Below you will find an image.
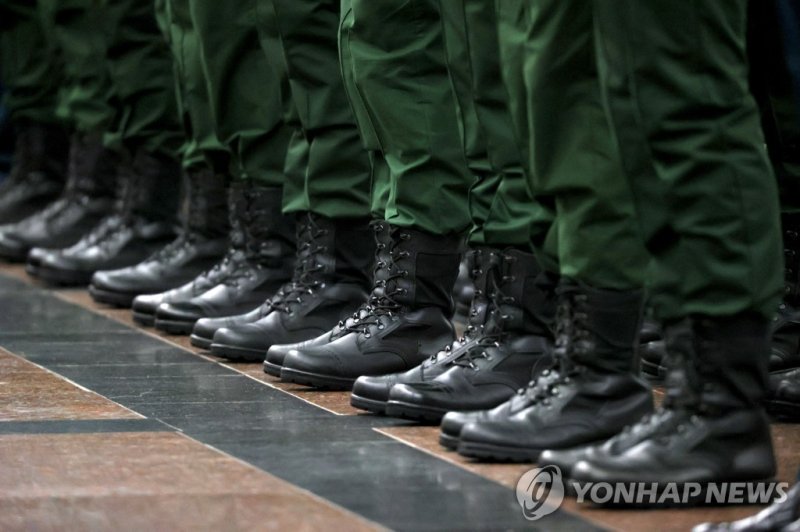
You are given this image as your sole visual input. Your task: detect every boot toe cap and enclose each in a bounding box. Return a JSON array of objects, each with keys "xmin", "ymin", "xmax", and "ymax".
[
  {"xmin": 156, "ymin": 302, "xmax": 205, "ymax": 323},
  {"xmin": 352, "ymin": 375, "xmax": 398, "ymax": 403},
  {"xmin": 282, "ymin": 347, "xmax": 348, "ymax": 377},
  {"xmin": 0, "ymin": 231, "xmax": 28, "ymax": 261},
  {"xmin": 212, "ymin": 325, "xmax": 264, "ymax": 351}
]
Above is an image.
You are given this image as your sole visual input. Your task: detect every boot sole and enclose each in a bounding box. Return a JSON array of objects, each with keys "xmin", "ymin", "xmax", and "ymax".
[
  {"xmin": 154, "ymin": 318, "xmax": 196, "ymax": 335},
  {"xmin": 766, "ymin": 399, "xmax": 800, "ymax": 421},
  {"xmin": 189, "ymin": 334, "xmax": 213, "ymax": 350},
  {"xmin": 263, "ymin": 360, "xmax": 283, "ymax": 377},
  {"xmin": 457, "ymin": 440, "xmax": 542, "ymax": 462},
  {"xmin": 132, "ymin": 311, "xmax": 155, "ymax": 327},
  {"xmin": 88, "ymin": 285, "xmax": 136, "ymax": 308},
  {"xmin": 210, "ymin": 342, "xmax": 266, "ymax": 362},
  {"xmin": 280, "ymin": 367, "xmax": 355, "ymax": 390},
  {"xmin": 35, "ymin": 265, "xmax": 93, "ymax": 286},
  {"xmin": 439, "ymin": 431, "xmax": 459, "ymax": 451},
  {"xmin": 350, "ymin": 394, "xmax": 387, "ymax": 414},
  {"xmin": 385, "ymin": 400, "xmax": 447, "ymax": 424}
]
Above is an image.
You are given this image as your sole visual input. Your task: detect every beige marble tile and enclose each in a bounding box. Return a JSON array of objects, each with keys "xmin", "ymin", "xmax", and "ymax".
[
  {"xmin": 0, "ymin": 348, "xmax": 138, "ymax": 421},
  {"xmin": 0, "ymin": 432, "xmax": 379, "ymax": 532}
]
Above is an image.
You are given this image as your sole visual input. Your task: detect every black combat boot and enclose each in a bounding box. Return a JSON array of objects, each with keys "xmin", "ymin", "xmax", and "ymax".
[
  {"xmin": 350, "ymin": 247, "xmax": 498, "ymax": 414},
  {"xmin": 570, "ymin": 314, "xmax": 776, "ymax": 498},
  {"xmin": 279, "ymin": 225, "xmax": 462, "ymax": 390},
  {"xmin": 0, "ymin": 120, "xmax": 68, "ymax": 225},
  {"xmin": 455, "ymin": 280, "xmax": 653, "ymax": 462},
  {"xmin": 767, "ymin": 214, "xmax": 800, "ymax": 419},
  {"xmin": 260, "ymin": 221, "xmax": 391, "ymax": 373},
  {"xmin": 88, "ymin": 168, "xmax": 229, "ymax": 307},
  {"xmin": 34, "ymin": 149, "xmax": 181, "ymax": 285},
  {"xmin": 383, "ymin": 250, "xmax": 555, "ymax": 423},
  {"xmin": 208, "ymin": 213, "xmax": 373, "ymax": 361},
  {"xmin": 642, "ymin": 214, "xmax": 800, "ymax": 416},
  {"xmin": 131, "ymin": 184, "xmax": 246, "ymax": 327},
  {"xmin": 0, "ymin": 132, "xmax": 117, "ymax": 262},
  {"xmin": 154, "ymin": 182, "xmax": 294, "ymax": 334}
]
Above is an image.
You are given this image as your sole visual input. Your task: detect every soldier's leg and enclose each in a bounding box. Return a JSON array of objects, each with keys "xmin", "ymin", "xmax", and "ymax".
[
  {"xmin": 154, "ymin": 0, "xmax": 296, "ymax": 335},
  {"xmin": 375, "ymin": 0, "xmax": 557, "ymax": 422},
  {"xmin": 568, "ymin": 0, "xmax": 781, "ymax": 488},
  {"xmin": 748, "ymin": 0, "xmax": 800, "ymax": 418},
  {"xmin": 456, "ymin": 0, "xmax": 653, "ymax": 462},
  {"xmin": 36, "ymin": 0, "xmax": 183, "ymax": 286},
  {"xmin": 0, "ymin": 0, "xmax": 119, "ymax": 264},
  {"xmin": 0, "ymin": 0, "xmax": 68, "ymax": 224},
  {"xmin": 90, "ymin": 0, "xmax": 231, "ymax": 308},
  {"xmin": 205, "ymin": 0, "xmax": 375, "ymax": 362},
  {"xmin": 279, "ymin": 0, "xmax": 468, "ymax": 390}
]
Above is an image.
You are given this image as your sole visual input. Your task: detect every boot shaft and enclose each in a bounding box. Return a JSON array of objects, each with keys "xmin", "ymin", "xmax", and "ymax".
[
  {"xmin": 115, "ymin": 149, "xmax": 182, "ymax": 224},
  {"xmin": 782, "ymin": 213, "xmax": 800, "ymax": 305},
  {"xmin": 183, "ymin": 168, "xmax": 229, "ymax": 239},
  {"xmin": 555, "ymin": 280, "xmax": 645, "ymax": 374},
  {"xmin": 663, "ymin": 313, "xmax": 770, "ymax": 413},
  {"xmin": 8, "ymin": 120, "xmax": 69, "ymax": 184},
  {"xmin": 294, "ymin": 213, "xmax": 374, "ymax": 286},
  {"xmin": 239, "ymin": 183, "xmax": 295, "ymax": 264},
  {"xmin": 65, "ymin": 132, "xmax": 118, "ymax": 198},
  {"xmin": 486, "ymin": 248, "xmax": 557, "ymax": 337},
  {"xmin": 371, "ymin": 225, "xmax": 463, "ymax": 313}
]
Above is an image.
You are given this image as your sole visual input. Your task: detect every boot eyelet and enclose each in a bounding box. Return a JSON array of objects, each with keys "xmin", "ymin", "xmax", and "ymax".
[
  {"xmin": 378, "ymin": 324, "xmax": 385, "ymax": 330},
  {"xmin": 364, "ymin": 332, "xmax": 372, "ymax": 338}
]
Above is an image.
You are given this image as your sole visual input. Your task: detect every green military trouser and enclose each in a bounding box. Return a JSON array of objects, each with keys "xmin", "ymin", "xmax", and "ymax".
[
  {"xmin": 100, "ymin": 0, "xmax": 182, "ymax": 158},
  {"xmin": 0, "ymin": 0, "xmax": 63, "ymax": 125},
  {"xmin": 157, "ymin": 0, "xmax": 228, "ymax": 172},
  {"xmin": 264, "ymin": 0, "xmax": 372, "ymax": 218},
  {"xmin": 439, "ymin": 0, "xmax": 549, "ymax": 253},
  {"xmin": 339, "ymin": 0, "xmax": 472, "ymax": 235},
  {"xmin": 593, "ymin": 0, "xmax": 783, "ymax": 320},
  {"xmin": 38, "ymin": 0, "xmax": 115, "ymax": 135},
  {"xmin": 189, "ymin": 0, "xmax": 291, "ymax": 184},
  {"xmin": 496, "ymin": 0, "xmax": 649, "ymax": 290}
]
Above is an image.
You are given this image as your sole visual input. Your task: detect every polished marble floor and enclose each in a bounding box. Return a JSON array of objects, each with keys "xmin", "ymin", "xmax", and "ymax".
[{"xmin": 1, "ymin": 264, "xmax": 798, "ymax": 531}]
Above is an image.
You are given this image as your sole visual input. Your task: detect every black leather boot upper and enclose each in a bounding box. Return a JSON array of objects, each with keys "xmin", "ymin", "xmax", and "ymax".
[
  {"xmin": 89, "ymin": 168, "xmax": 229, "ymax": 306},
  {"xmin": 154, "ymin": 182, "xmax": 294, "ymax": 333},
  {"xmin": 384, "ymin": 249, "xmax": 555, "ymax": 422},
  {"xmin": 0, "ymin": 132, "xmax": 117, "ymax": 262},
  {"xmin": 767, "ymin": 215, "xmax": 800, "ymax": 418},
  {"xmin": 571, "ymin": 314, "xmax": 776, "ymax": 487},
  {"xmin": 209, "ymin": 213, "xmax": 374, "ymax": 361},
  {"xmin": 34, "ymin": 149, "xmax": 181, "ymax": 285},
  {"xmin": 350, "ymin": 247, "xmax": 500, "ymax": 413},
  {"xmin": 131, "ymin": 184, "xmax": 247, "ymax": 326},
  {"xmin": 455, "ymin": 280, "xmax": 653, "ymax": 462},
  {"xmin": 262, "ymin": 222, "xmax": 393, "ymax": 375},
  {"xmin": 279, "ymin": 224, "xmax": 462, "ymax": 389},
  {"xmin": 0, "ymin": 120, "xmax": 68, "ymax": 224}
]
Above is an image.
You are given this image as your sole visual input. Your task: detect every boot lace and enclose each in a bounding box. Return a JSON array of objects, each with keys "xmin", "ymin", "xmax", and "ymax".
[
  {"xmin": 344, "ymin": 225, "xmax": 411, "ymax": 338},
  {"xmin": 268, "ymin": 214, "xmax": 329, "ymax": 315},
  {"xmin": 452, "ymin": 256, "xmax": 516, "ymax": 370},
  {"xmin": 511, "ymin": 289, "xmax": 588, "ymax": 408}
]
